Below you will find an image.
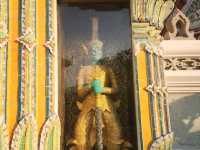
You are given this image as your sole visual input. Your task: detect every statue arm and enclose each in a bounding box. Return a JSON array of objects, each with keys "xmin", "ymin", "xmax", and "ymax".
[
  {"xmin": 77, "ymin": 68, "xmax": 91, "ymax": 97},
  {"xmin": 102, "ymin": 68, "xmax": 118, "ymax": 95}
]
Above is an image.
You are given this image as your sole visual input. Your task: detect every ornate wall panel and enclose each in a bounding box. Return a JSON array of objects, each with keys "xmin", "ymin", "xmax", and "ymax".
[
  {"xmin": 0, "ymin": 0, "xmax": 9, "ymax": 149},
  {"xmin": 130, "ymin": 0, "xmax": 175, "ymax": 149},
  {"xmin": 162, "ymin": 40, "xmax": 200, "ymax": 149},
  {"xmin": 45, "ymin": 0, "xmax": 57, "ymax": 116},
  {"xmin": 39, "ymin": 0, "xmax": 61, "ymax": 149},
  {"xmin": 11, "ymin": 114, "xmax": 38, "ymax": 150},
  {"xmin": 0, "ymin": 123, "xmax": 9, "ymax": 150},
  {"xmin": 11, "ymin": 0, "xmax": 38, "ymax": 149},
  {"xmin": 7, "ymin": 0, "xmax": 20, "ymax": 137},
  {"xmin": 164, "ymin": 57, "xmax": 200, "ymax": 71},
  {"xmin": 39, "ymin": 114, "xmax": 61, "ymax": 150},
  {"xmin": 162, "ymin": 40, "xmax": 200, "ymax": 93},
  {"xmin": 36, "ymin": 0, "xmax": 47, "ymax": 130},
  {"xmin": 0, "ymin": 0, "xmax": 8, "ymax": 123},
  {"xmin": 131, "ymin": 0, "xmax": 174, "ymax": 29},
  {"xmin": 0, "ymin": 0, "xmax": 61, "ymax": 149},
  {"xmin": 17, "ymin": 0, "xmax": 37, "ymax": 118},
  {"xmin": 132, "ymin": 32, "xmax": 173, "ymax": 150}
]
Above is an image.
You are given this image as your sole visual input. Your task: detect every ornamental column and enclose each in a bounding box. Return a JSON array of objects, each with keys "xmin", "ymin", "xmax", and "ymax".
[{"xmin": 130, "ymin": 0, "xmax": 175, "ymax": 149}]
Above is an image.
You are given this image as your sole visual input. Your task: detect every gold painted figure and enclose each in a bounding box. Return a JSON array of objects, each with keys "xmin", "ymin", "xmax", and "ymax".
[{"xmin": 67, "ymin": 17, "xmax": 126, "ymax": 150}]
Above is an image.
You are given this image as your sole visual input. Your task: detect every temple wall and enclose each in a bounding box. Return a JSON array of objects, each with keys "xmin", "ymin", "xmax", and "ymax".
[
  {"xmin": 0, "ymin": 0, "xmax": 60, "ymax": 149},
  {"xmin": 162, "ymin": 40, "xmax": 200, "ymax": 150}
]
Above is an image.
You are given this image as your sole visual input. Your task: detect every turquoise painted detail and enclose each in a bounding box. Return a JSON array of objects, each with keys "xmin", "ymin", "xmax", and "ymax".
[{"xmin": 91, "ymin": 80, "xmax": 103, "ymax": 94}]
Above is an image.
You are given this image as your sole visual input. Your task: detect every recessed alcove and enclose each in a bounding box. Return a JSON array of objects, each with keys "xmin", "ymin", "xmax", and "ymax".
[{"xmin": 57, "ymin": 0, "xmax": 137, "ymax": 149}]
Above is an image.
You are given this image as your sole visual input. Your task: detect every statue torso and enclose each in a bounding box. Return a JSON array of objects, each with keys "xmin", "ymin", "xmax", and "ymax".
[{"xmin": 78, "ymin": 65, "xmax": 112, "ymax": 112}]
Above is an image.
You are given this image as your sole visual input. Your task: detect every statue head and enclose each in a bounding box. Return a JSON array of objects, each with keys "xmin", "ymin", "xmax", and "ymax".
[{"xmin": 89, "ymin": 39, "xmax": 103, "ymax": 64}]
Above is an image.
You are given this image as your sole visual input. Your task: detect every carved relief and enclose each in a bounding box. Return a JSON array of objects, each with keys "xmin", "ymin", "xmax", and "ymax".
[
  {"xmin": 164, "ymin": 57, "xmax": 200, "ymax": 70},
  {"xmin": 11, "ymin": 114, "xmax": 38, "ymax": 150},
  {"xmin": 17, "ymin": 0, "xmax": 37, "ymax": 118},
  {"xmin": 163, "ymin": 8, "xmax": 195, "ymax": 40},
  {"xmin": 39, "ymin": 114, "xmax": 61, "ymax": 150},
  {"xmin": 0, "ymin": 123, "xmax": 9, "ymax": 150},
  {"xmin": 130, "ymin": 0, "xmax": 175, "ymax": 29},
  {"xmin": 130, "ymin": 0, "xmax": 175, "ymax": 148}
]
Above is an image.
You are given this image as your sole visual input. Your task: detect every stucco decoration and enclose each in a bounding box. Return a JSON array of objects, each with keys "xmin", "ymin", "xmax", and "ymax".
[
  {"xmin": 17, "ymin": 0, "xmax": 37, "ymax": 118},
  {"xmin": 164, "ymin": 57, "xmax": 200, "ymax": 71},
  {"xmin": 162, "ymin": 40, "xmax": 200, "ymax": 93},
  {"xmin": 163, "ymin": 8, "xmax": 195, "ymax": 40},
  {"xmin": 44, "ymin": 35, "xmax": 56, "ymax": 56},
  {"xmin": 0, "ymin": 0, "xmax": 8, "ymax": 124},
  {"xmin": 11, "ymin": 114, "xmax": 38, "ymax": 150},
  {"xmin": 131, "ymin": 25, "xmax": 173, "ymax": 149},
  {"xmin": 17, "ymin": 28, "xmax": 36, "ymax": 52},
  {"xmin": 45, "ymin": 0, "xmax": 58, "ymax": 116},
  {"xmin": 39, "ymin": 114, "xmax": 61, "ymax": 150},
  {"xmin": 131, "ymin": 0, "xmax": 175, "ymax": 30},
  {"xmin": 149, "ymin": 133, "xmax": 174, "ymax": 150},
  {"xmin": 0, "ymin": 122, "xmax": 9, "ymax": 150},
  {"xmin": 42, "ymin": 0, "xmax": 60, "ymax": 147},
  {"xmin": 130, "ymin": 0, "xmax": 175, "ymax": 149},
  {"xmin": 0, "ymin": 23, "xmax": 8, "ymax": 48}
]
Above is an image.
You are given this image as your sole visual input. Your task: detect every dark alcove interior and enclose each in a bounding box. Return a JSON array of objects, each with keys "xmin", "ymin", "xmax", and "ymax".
[{"xmin": 57, "ymin": 2, "xmax": 137, "ymax": 149}]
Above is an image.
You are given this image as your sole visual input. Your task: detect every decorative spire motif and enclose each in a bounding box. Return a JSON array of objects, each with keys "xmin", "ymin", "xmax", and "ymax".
[
  {"xmin": 83, "ymin": 16, "xmax": 103, "ymax": 64},
  {"xmin": 163, "ymin": 8, "xmax": 195, "ymax": 40},
  {"xmin": 92, "ymin": 16, "xmax": 99, "ymax": 41}
]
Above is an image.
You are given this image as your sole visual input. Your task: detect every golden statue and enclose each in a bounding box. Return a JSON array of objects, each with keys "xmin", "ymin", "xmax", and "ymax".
[{"xmin": 67, "ymin": 17, "xmax": 130, "ymax": 150}]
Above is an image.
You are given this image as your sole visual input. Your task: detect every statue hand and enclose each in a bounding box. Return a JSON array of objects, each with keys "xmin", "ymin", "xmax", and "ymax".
[{"xmin": 91, "ymin": 80, "xmax": 103, "ymax": 94}]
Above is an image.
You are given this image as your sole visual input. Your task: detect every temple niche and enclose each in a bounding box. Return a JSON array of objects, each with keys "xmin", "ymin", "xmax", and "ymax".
[
  {"xmin": 1, "ymin": 0, "xmax": 200, "ymax": 149},
  {"xmin": 57, "ymin": 0, "xmax": 175, "ymax": 149},
  {"xmin": 58, "ymin": 3, "xmax": 136, "ymax": 149}
]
